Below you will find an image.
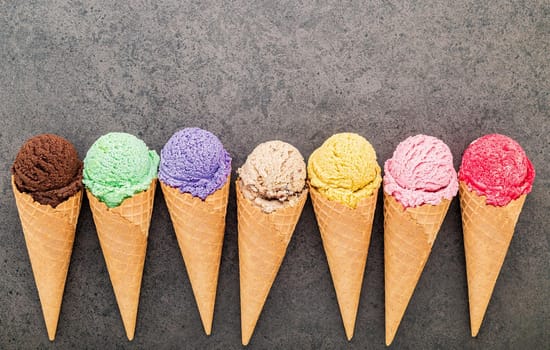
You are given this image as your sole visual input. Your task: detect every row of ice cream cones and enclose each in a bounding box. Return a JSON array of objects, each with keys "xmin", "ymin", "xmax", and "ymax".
[
  {"xmin": 12, "ymin": 131, "xmax": 534, "ymax": 346},
  {"xmin": 12, "ymin": 171, "xmax": 530, "ymax": 345}
]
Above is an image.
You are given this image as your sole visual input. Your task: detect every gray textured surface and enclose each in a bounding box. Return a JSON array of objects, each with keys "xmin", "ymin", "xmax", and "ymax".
[{"xmin": 1, "ymin": 0, "xmax": 549, "ymax": 348}]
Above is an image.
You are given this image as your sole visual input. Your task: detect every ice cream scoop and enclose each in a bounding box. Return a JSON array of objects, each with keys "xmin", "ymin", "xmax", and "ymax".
[
  {"xmin": 159, "ymin": 127, "xmax": 231, "ymax": 200},
  {"xmin": 459, "ymin": 134, "xmax": 535, "ymax": 206},
  {"xmin": 12, "ymin": 134, "xmax": 83, "ymax": 208},
  {"xmin": 308, "ymin": 133, "xmax": 381, "ymax": 208},
  {"xmin": 237, "ymin": 140, "xmax": 306, "ymax": 213},
  {"xmin": 384, "ymin": 134, "xmax": 458, "ymax": 208},
  {"xmin": 83, "ymin": 132, "xmax": 159, "ymax": 208}
]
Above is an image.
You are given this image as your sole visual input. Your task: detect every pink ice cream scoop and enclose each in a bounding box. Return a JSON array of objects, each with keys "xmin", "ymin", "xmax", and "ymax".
[
  {"xmin": 458, "ymin": 134, "xmax": 535, "ymax": 206},
  {"xmin": 384, "ymin": 134, "xmax": 458, "ymax": 208}
]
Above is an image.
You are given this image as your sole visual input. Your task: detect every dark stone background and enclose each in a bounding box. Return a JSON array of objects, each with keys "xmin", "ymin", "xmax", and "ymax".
[{"xmin": 0, "ymin": 1, "xmax": 548, "ymax": 348}]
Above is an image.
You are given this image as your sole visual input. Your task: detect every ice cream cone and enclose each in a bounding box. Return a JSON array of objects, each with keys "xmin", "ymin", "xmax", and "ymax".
[
  {"xmin": 160, "ymin": 177, "xmax": 230, "ymax": 335},
  {"xmin": 12, "ymin": 176, "xmax": 82, "ymax": 341},
  {"xmin": 459, "ymin": 181, "xmax": 526, "ymax": 337},
  {"xmin": 383, "ymin": 192, "xmax": 451, "ymax": 346},
  {"xmin": 86, "ymin": 180, "xmax": 157, "ymax": 341},
  {"xmin": 309, "ymin": 185, "xmax": 378, "ymax": 341},
  {"xmin": 236, "ymin": 180, "xmax": 307, "ymax": 346}
]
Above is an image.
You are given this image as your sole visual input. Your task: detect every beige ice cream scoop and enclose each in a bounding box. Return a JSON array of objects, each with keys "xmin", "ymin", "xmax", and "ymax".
[{"xmin": 237, "ymin": 140, "xmax": 306, "ymax": 213}]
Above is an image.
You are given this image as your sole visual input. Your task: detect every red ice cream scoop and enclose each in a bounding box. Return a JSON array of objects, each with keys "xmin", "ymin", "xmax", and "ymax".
[{"xmin": 458, "ymin": 134, "xmax": 535, "ymax": 206}]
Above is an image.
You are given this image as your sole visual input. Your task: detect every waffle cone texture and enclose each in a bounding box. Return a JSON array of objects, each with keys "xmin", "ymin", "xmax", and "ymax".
[
  {"xmin": 12, "ymin": 176, "xmax": 83, "ymax": 341},
  {"xmin": 86, "ymin": 180, "xmax": 157, "ymax": 341},
  {"xmin": 236, "ymin": 180, "xmax": 307, "ymax": 345},
  {"xmin": 383, "ymin": 192, "xmax": 451, "ymax": 346},
  {"xmin": 160, "ymin": 177, "xmax": 230, "ymax": 335},
  {"xmin": 459, "ymin": 181, "xmax": 526, "ymax": 337},
  {"xmin": 309, "ymin": 186, "xmax": 378, "ymax": 341}
]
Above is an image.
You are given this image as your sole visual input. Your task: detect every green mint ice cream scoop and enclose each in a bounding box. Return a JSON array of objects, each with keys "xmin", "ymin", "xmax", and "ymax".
[{"xmin": 83, "ymin": 132, "xmax": 159, "ymax": 208}]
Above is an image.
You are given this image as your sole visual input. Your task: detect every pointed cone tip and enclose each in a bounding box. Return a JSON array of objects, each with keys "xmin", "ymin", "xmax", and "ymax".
[
  {"xmin": 470, "ymin": 313, "xmax": 482, "ymax": 337},
  {"xmin": 386, "ymin": 330, "xmax": 395, "ymax": 346},
  {"xmin": 200, "ymin": 312, "xmax": 213, "ymax": 336},
  {"xmin": 44, "ymin": 308, "xmax": 59, "ymax": 341},
  {"xmin": 344, "ymin": 325, "xmax": 354, "ymax": 341},
  {"xmin": 241, "ymin": 324, "xmax": 253, "ymax": 346},
  {"xmin": 46, "ymin": 323, "xmax": 56, "ymax": 341},
  {"xmin": 124, "ymin": 324, "xmax": 135, "ymax": 341}
]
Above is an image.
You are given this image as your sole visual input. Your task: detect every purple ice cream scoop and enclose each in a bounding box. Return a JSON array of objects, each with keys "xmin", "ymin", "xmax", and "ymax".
[{"xmin": 159, "ymin": 127, "xmax": 231, "ymax": 199}]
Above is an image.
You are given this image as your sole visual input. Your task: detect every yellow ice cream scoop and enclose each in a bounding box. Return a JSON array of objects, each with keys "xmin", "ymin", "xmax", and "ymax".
[{"xmin": 308, "ymin": 133, "xmax": 381, "ymax": 208}]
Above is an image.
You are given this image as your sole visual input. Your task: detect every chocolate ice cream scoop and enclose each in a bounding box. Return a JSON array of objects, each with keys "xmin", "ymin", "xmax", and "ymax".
[{"xmin": 12, "ymin": 134, "xmax": 83, "ymax": 207}]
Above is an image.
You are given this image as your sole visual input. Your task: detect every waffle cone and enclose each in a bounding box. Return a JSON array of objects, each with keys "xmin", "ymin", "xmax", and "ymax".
[
  {"xmin": 383, "ymin": 192, "xmax": 451, "ymax": 346},
  {"xmin": 160, "ymin": 177, "xmax": 230, "ymax": 335},
  {"xmin": 459, "ymin": 181, "xmax": 526, "ymax": 337},
  {"xmin": 236, "ymin": 181, "xmax": 307, "ymax": 345},
  {"xmin": 309, "ymin": 186, "xmax": 378, "ymax": 341},
  {"xmin": 86, "ymin": 180, "xmax": 157, "ymax": 341},
  {"xmin": 11, "ymin": 177, "xmax": 82, "ymax": 341}
]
